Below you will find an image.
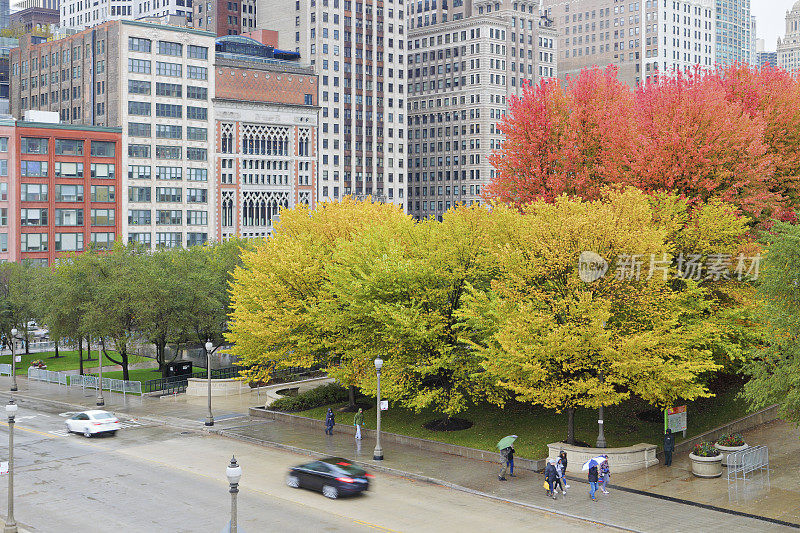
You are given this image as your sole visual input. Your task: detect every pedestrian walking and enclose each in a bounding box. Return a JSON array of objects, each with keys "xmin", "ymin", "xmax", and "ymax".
[
  {"xmin": 498, "ymin": 445, "xmax": 514, "ymax": 481},
  {"xmin": 324, "ymin": 408, "xmax": 335, "ymax": 435},
  {"xmin": 354, "ymin": 408, "xmax": 364, "ymax": 440},
  {"xmin": 664, "ymin": 428, "xmax": 675, "ymax": 466},
  {"xmin": 544, "ymin": 458, "xmax": 559, "ymax": 499},
  {"xmin": 588, "ymin": 464, "xmax": 599, "ymax": 501},
  {"xmin": 557, "ymin": 450, "xmax": 570, "ymax": 490},
  {"xmin": 600, "ymin": 455, "xmax": 611, "ymax": 494}
]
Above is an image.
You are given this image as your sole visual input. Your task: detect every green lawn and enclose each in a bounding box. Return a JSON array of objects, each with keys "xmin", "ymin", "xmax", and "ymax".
[
  {"xmin": 295, "ymin": 377, "xmax": 750, "ymax": 458},
  {"xmin": 3, "ymin": 349, "xmax": 151, "ymax": 375},
  {"xmin": 88, "ymin": 368, "xmax": 162, "ymax": 382}
]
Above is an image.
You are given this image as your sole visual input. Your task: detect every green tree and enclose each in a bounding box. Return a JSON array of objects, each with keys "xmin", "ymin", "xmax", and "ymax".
[{"xmin": 743, "ymin": 216, "xmax": 800, "ymax": 423}]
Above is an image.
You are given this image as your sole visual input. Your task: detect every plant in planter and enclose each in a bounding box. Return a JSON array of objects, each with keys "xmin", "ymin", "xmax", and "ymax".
[
  {"xmin": 714, "ymin": 433, "xmax": 748, "ymax": 467},
  {"xmin": 689, "ymin": 441, "xmax": 722, "ymax": 478}
]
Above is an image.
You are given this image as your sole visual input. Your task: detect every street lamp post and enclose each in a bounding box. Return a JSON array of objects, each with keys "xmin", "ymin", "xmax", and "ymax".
[
  {"xmin": 373, "ymin": 358, "xmax": 383, "ymax": 461},
  {"xmin": 5, "ymin": 399, "xmax": 18, "ymax": 533},
  {"xmin": 9, "ymin": 329, "xmax": 17, "ymax": 392},
  {"xmin": 96, "ymin": 345, "xmax": 104, "ymax": 407},
  {"xmin": 226, "ymin": 455, "xmax": 241, "ymax": 533},
  {"xmin": 596, "ymin": 321, "xmax": 607, "ymax": 449},
  {"xmin": 205, "ymin": 340, "xmax": 214, "ymax": 427}
]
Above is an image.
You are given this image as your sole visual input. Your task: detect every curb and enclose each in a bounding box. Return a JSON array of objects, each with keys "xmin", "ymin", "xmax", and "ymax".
[{"xmin": 213, "ymin": 427, "xmax": 643, "ymax": 533}]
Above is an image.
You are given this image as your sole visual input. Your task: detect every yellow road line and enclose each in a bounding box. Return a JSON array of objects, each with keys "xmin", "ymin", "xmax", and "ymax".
[{"xmin": 0, "ymin": 421, "xmax": 56, "ymax": 439}]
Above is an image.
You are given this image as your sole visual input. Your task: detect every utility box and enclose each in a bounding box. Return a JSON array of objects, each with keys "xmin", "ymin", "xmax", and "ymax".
[{"xmin": 163, "ymin": 361, "xmax": 193, "ymax": 378}]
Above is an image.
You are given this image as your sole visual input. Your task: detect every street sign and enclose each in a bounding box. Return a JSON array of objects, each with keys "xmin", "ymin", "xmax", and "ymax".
[
  {"xmin": 666, "ymin": 405, "xmax": 687, "ymax": 436},
  {"xmin": 14, "ymin": 356, "xmax": 20, "ymax": 363},
  {"xmin": 380, "ymin": 400, "xmax": 388, "ymax": 411}
]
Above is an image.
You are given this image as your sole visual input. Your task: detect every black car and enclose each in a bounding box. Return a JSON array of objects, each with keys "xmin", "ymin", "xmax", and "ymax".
[{"xmin": 286, "ymin": 457, "xmax": 371, "ymax": 499}]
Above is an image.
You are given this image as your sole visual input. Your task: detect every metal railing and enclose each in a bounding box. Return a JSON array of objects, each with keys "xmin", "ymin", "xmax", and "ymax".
[
  {"xmin": 0, "ymin": 364, "xmax": 10, "ymax": 376},
  {"xmin": 727, "ymin": 445, "xmax": 769, "ymax": 483},
  {"xmin": 27, "ymin": 367, "xmax": 69, "ymax": 385},
  {"xmin": 68, "ymin": 375, "xmax": 142, "ymax": 397},
  {"xmin": 140, "ymin": 363, "xmax": 321, "ymax": 394}
]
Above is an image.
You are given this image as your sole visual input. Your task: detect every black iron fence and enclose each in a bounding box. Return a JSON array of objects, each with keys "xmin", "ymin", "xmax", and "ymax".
[{"xmin": 141, "ymin": 364, "xmax": 322, "ymax": 394}]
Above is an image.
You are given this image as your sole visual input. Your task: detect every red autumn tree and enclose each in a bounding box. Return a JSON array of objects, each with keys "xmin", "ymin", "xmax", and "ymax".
[
  {"xmin": 488, "ymin": 65, "xmax": 789, "ymax": 224},
  {"xmin": 486, "ymin": 65, "xmax": 633, "ymax": 205}
]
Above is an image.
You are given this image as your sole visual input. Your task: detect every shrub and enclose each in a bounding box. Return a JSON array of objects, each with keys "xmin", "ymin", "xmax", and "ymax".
[
  {"xmin": 716, "ymin": 433, "xmax": 745, "ymax": 447},
  {"xmin": 269, "ymin": 382, "xmax": 349, "ymax": 412},
  {"xmin": 692, "ymin": 441, "xmax": 720, "ymax": 457}
]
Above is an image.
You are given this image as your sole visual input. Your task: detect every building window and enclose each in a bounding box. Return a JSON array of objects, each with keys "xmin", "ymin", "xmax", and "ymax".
[
  {"xmin": 21, "ymin": 161, "xmax": 48, "ymax": 177},
  {"xmin": 158, "ymin": 41, "xmax": 183, "ymax": 56},
  {"xmin": 55, "ymin": 139, "xmax": 83, "ymax": 156},
  {"xmin": 54, "ymin": 208, "xmax": 83, "ymax": 226},
  {"xmin": 187, "ymin": 45, "xmax": 208, "ymax": 59},
  {"xmin": 128, "ymin": 232, "xmax": 151, "ymax": 245},
  {"xmin": 186, "ymin": 148, "xmax": 207, "ymax": 161},
  {"xmin": 128, "ymin": 144, "xmax": 151, "ymax": 158},
  {"xmin": 156, "ymin": 232, "xmax": 182, "ymax": 248},
  {"xmin": 304, "ymin": 93, "xmax": 313, "ymax": 105},
  {"xmin": 54, "ymin": 232, "xmax": 83, "ymax": 251},
  {"xmin": 128, "ymin": 123, "xmax": 152, "ymax": 137},
  {"xmin": 186, "ymin": 127, "xmax": 207, "ymax": 141},
  {"xmin": 91, "ymin": 141, "xmax": 116, "ymax": 157},
  {"xmin": 186, "ymin": 106, "xmax": 207, "ymax": 121},
  {"xmin": 187, "ymin": 65, "xmax": 208, "ymax": 80},
  {"xmin": 21, "ymin": 183, "xmax": 48, "ymax": 202},
  {"xmin": 54, "ymin": 162, "xmax": 84, "ymax": 178},
  {"xmin": 0, "ymin": 138, "xmax": 8, "ymax": 152},
  {"xmin": 156, "ymin": 103, "xmax": 182, "ymax": 118},
  {"xmin": 156, "ymin": 187, "xmax": 182, "ymax": 202},
  {"xmin": 128, "ymin": 209, "xmax": 151, "ymax": 225},
  {"xmin": 156, "ymin": 62, "xmax": 182, "ymax": 77},
  {"xmin": 91, "ymin": 232, "xmax": 114, "ymax": 250},
  {"xmin": 128, "ymin": 58, "xmax": 152, "ymax": 74},
  {"xmin": 129, "ymin": 37, "xmax": 152, "ymax": 52},
  {"xmin": 128, "ymin": 187, "xmax": 152, "ymax": 203},
  {"xmin": 20, "ymin": 137, "xmax": 48, "ymax": 154},
  {"xmin": 91, "ymin": 163, "xmax": 115, "ymax": 179},
  {"xmin": 128, "ymin": 166, "xmax": 151, "ymax": 180},
  {"xmin": 155, "ymin": 82, "xmax": 182, "ymax": 97},
  {"xmin": 90, "ymin": 185, "xmax": 115, "ymax": 202},
  {"xmin": 156, "ymin": 125, "xmax": 182, "ymax": 139},
  {"xmin": 20, "ymin": 233, "xmax": 47, "ymax": 252},
  {"xmin": 187, "ymin": 168, "xmax": 208, "ymax": 181},
  {"xmin": 156, "ymin": 146, "xmax": 182, "ymax": 160},
  {"xmin": 156, "ymin": 209, "xmax": 182, "ymax": 225},
  {"xmin": 187, "ymin": 210, "xmax": 208, "ymax": 225},
  {"xmin": 90, "ymin": 209, "xmax": 115, "ymax": 226},
  {"xmin": 187, "ymin": 188, "xmax": 207, "ymax": 203},
  {"xmin": 186, "ymin": 85, "xmax": 208, "ymax": 99},
  {"xmin": 128, "ymin": 80, "xmax": 152, "ymax": 95},
  {"xmin": 186, "ymin": 232, "xmax": 207, "ymax": 247},
  {"xmin": 156, "ymin": 167, "xmax": 182, "ymax": 180}
]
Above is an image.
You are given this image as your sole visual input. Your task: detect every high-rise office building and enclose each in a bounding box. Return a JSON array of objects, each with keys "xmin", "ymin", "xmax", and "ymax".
[
  {"xmin": 778, "ymin": 1, "xmax": 800, "ymax": 72},
  {"xmin": 543, "ymin": 0, "xmax": 715, "ymax": 87},
  {"xmin": 262, "ymin": 0, "xmax": 407, "ymax": 209},
  {"xmin": 406, "ymin": 0, "xmax": 557, "ymax": 220},
  {"xmin": 714, "ymin": 0, "xmax": 753, "ymax": 67},
  {"xmin": 13, "ymin": 0, "xmax": 59, "ymax": 10},
  {"xmin": 756, "ymin": 38, "xmax": 776, "ymax": 69},
  {"xmin": 10, "ymin": 20, "xmax": 217, "ymax": 248}
]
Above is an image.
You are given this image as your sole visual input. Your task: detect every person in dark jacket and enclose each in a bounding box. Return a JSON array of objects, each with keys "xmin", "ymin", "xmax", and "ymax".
[
  {"xmin": 588, "ymin": 464, "xmax": 599, "ymax": 501},
  {"xmin": 558, "ymin": 450, "xmax": 570, "ymax": 489},
  {"xmin": 544, "ymin": 459, "xmax": 559, "ymax": 499},
  {"xmin": 499, "ymin": 446, "xmax": 514, "ymax": 481},
  {"xmin": 324, "ymin": 408, "xmax": 335, "ymax": 435},
  {"xmin": 664, "ymin": 428, "xmax": 675, "ymax": 466}
]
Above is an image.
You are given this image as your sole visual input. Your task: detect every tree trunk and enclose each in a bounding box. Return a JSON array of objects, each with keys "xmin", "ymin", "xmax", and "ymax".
[
  {"xmin": 24, "ymin": 336, "xmax": 29, "ymax": 355},
  {"xmin": 84, "ymin": 336, "xmax": 94, "ymax": 361},
  {"xmin": 567, "ymin": 407, "xmax": 576, "ymax": 445},
  {"xmin": 348, "ymin": 386, "xmax": 356, "ymax": 409},
  {"xmin": 53, "ymin": 343, "xmax": 60, "ymax": 358},
  {"xmin": 78, "ymin": 337, "xmax": 84, "ymax": 376},
  {"xmin": 121, "ymin": 348, "xmax": 129, "ymax": 381}
]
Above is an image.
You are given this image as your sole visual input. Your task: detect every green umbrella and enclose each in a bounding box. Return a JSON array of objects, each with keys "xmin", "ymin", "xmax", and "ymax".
[{"xmin": 497, "ymin": 435, "xmax": 518, "ymax": 450}]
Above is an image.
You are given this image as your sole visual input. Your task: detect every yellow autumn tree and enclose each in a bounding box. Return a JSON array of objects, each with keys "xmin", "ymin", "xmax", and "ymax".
[{"xmin": 460, "ymin": 189, "xmax": 723, "ymax": 443}]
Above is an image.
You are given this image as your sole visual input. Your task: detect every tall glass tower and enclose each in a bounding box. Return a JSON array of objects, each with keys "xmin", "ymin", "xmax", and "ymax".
[{"xmin": 715, "ymin": 0, "xmax": 754, "ymax": 66}]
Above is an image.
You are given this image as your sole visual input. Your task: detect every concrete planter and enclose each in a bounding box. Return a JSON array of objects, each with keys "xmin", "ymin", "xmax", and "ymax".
[
  {"xmin": 689, "ymin": 452, "xmax": 723, "ymax": 478},
  {"xmin": 714, "ymin": 443, "xmax": 748, "ymax": 467},
  {"xmin": 547, "ymin": 442, "xmax": 658, "ymax": 474}
]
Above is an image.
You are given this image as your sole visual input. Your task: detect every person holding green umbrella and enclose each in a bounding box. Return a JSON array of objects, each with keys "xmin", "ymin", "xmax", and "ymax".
[{"xmin": 497, "ymin": 435, "xmax": 518, "ymax": 481}]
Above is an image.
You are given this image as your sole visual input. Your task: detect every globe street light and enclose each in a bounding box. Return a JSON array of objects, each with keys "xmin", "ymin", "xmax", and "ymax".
[
  {"xmin": 373, "ymin": 358, "xmax": 383, "ymax": 461},
  {"xmin": 9, "ymin": 329, "xmax": 17, "ymax": 392},
  {"xmin": 205, "ymin": 340, "xmax": 214, "ymax": 427},
  {"xmin": 226, "ymin": 455, "xmax": 242, "ymax": 533},
  {"xmin": 5, "ymin": 399, "xmax": 18, "ymax": 533}
]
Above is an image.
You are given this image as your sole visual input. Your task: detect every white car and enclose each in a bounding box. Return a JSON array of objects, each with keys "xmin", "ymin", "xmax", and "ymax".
[{"xmin": 65, "ymin": 410, "xmax": 122, "ymax": 438}]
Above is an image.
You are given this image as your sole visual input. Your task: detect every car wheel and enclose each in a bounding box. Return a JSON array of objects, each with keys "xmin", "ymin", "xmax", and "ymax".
[
  {"xmin": 286, "ymin": 475, "xmax": 300, "ymax": 488},
  {"xmin": 65, "ymin": 423, "xmax": 71, "ymax": 434},
  {"xmin": 83, "ymin": 428, "xmax": 92, "ymax": 438},
  {"xmin": 109, "ymin": 431, "xmax": 117, "ymax": 436},
  {"xmin": 322, "ymin": 485, "xmax": 338, "ymax": 499}
]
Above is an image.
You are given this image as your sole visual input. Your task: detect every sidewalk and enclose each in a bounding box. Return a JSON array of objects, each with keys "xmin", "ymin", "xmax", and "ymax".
[{"xmin": 1, "ymin": 376, "xmax": 797, "ymax": 533}]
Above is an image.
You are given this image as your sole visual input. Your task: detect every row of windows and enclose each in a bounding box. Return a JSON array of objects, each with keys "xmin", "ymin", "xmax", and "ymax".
[
  {"xmin": 21, "ymin": 232, "xmax": 116, "ymax": 252},
  {"xmin": 128, "ymin": 59, "xmax": 208, "ymax": 80},
  {"xmin": 20, "ymin": 208, "xmax": 115, "ymax": 226},
  {"xmin": 128, "ymin": 80, "xmax": 209, "ymax": 100},
  {"xmin": 20, "ymin": 184, "xmax": 114, "ymax": 202},
  {"xmin": 128, "ymin": 232, "xmax": 208, "ymax": 248},
  {"xmin": 127, "ymin": 166, "xmax": 207, "ymax": 181},
  {"xmin": 19, "ymin": 138, "xmax": 115, "ymax": 156},
  {"xmin": 128, "ymin": 145, "xmax": 208, "ymax": 161},
  {"xmin": 128, "ymin": 123, "xmax": 207, "ymax": 141},
  {"xmin": 19, "ymin": 162, "xmax": 115, "ymax": 179},
  {"xmin": 129, "ymin": 37, "xmax": 209, "ymax": 60},
  {"xmin": 127, "ymin": 101, "xmax": 208, "ymax": 120},
  {"xmin": 127, "ymin": 209, "xmax": 209, "ymax": 226},
  {"xmin": 127, "ymin": 187, "xmax": 208, "ymax": 203}
]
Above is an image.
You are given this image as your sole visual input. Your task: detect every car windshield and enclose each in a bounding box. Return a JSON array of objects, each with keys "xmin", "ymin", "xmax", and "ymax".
[
  {"xmin": 92, "ymin": 413, "xmax": 115, "ymax": 419},
  {"xmin": 326, "ymin": 460, "xmax": 365, "ymax": 476}
]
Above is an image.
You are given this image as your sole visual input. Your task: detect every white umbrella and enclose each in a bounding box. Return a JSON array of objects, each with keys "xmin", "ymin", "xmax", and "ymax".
[{"xmin": 581, "ymin": 456, "xmax": 608, "ymax": 471}]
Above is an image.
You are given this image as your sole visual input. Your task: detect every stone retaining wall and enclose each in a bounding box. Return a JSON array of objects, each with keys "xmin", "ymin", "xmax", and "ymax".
[
  {"xmin": 249, "ymin": 407, "xmax": 547, "ymax": 471},
  {"xmin": 547, "ymin": 442, "xmax": 658, "ymax": 473}
]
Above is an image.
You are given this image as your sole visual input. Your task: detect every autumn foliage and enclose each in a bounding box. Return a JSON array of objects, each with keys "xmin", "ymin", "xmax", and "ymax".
[{"xmin": 487, "ymin": 64, "xmax": 800, "ymax": 223}]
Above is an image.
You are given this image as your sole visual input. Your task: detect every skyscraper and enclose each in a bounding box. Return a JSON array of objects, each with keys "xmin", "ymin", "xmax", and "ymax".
[
  {"xmin": 263, "ymin": 0, "xmax": 406, "ymax": 209},
  {"xmin": 714, "ymin": 0, "xmax": 753, "ymax": 66},
  {"xmin": 406, "ymin": 0, "xmax": 557, "ymax": 220},
  {"xmin": 543, "ymin": 0, "xmax": 715, "ymax": 87},
  {"xmin": 778, "ymin": 1, "xmax": 800, "ymax": 72}
]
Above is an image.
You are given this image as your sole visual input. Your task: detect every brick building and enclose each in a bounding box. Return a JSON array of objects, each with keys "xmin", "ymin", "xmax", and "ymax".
[
  {"xmin": 193, "ymin": 0, "xmax": 257, "ymax": 36},
  {"xmin": 213, "ymin": 34, "xmax": 318, "ymax": 239},
  {"xmin": 0, "ymin": 116, "xmax": 121, "ymax": 265}
]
